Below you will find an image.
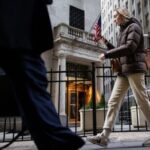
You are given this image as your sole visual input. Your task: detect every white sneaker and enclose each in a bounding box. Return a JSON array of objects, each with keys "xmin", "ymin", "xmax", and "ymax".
[
  {"xmin": 87, "ymin": 133, "xmax": 109, "ymax": 147},
  {"xmin": 142, "ymin": 138, "xmax": 150, "ymax": 147}
]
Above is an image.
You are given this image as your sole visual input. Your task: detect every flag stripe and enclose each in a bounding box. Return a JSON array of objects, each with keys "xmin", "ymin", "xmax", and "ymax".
[{"xmin": 93, "ymin": 16, "xmax": 101, "ymax": 42}]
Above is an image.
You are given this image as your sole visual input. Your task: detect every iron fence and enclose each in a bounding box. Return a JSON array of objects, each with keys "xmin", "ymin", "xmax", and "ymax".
[{"xmin": 0, "ymin": 63, "xmax": 150, "ymax": 143}]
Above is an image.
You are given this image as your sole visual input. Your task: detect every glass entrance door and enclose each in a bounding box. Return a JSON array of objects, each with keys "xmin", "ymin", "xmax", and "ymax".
[
  {"xmin": 70, "ymin": 93, "xmax": 77, "ymax": 120},
  {"xmin": 69, "ymin": 92, "xmax": 86, "ymax": 121}
]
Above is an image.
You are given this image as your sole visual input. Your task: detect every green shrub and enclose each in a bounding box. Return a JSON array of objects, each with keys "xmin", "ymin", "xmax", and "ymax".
[{"xmin": 85, "ymin": 93, "xmax": 105, "ymax": 109}]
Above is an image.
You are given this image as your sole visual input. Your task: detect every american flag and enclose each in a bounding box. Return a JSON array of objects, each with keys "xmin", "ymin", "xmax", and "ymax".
[{"xmin": 93, "ymin": 16, "xmax": 102, "ymax": 42}]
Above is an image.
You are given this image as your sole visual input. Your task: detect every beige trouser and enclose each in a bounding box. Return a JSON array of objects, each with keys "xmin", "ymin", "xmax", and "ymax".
[{"xmin": 103, "ymin": 73, "xmax": 150, "ymax": 130}]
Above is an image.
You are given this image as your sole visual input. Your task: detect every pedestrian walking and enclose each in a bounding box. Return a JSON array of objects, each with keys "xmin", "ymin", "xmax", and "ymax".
[
  {"xmin": 0, "ymin": 0, "xmax": 85, "ymax": 149},
  {"xmin": 87, "ymin": 7, "xmax": 150, "ymax": 147}
]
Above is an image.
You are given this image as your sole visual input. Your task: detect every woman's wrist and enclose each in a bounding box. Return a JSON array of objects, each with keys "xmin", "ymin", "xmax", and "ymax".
[
  {"xmin": 104, "ymin": 52, "xmax": 108, "ymax": 58},
  {"xmin": 104, "ymin": 39, "xmax": 108, "ymax": 45}
]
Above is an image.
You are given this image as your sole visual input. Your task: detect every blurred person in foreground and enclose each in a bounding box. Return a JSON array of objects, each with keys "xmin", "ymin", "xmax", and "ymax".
[
  {"xmin": 87, "ymin": 7, "xmax": 150, "ymax": 147},
  {"xmin": 0, "ymin": 0, "xmax": 85, "ymax": 149}
]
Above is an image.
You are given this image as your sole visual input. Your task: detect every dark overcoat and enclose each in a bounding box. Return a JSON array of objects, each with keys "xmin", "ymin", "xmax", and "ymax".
[{"xmin": 0, "ymin": 0, "xmax": 53, "ymax": 54}]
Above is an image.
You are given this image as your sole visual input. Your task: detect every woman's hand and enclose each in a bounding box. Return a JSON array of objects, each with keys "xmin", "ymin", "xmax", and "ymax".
[{"xmin": 98, "ymin": 53, "xmax": 105, "ymax": 62}]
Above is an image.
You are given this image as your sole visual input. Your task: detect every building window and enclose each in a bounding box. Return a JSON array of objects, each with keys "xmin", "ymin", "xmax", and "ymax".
[
  {"xmin": 110, "ymin": 0, "xmax": 112, "ymax": 6},
  {"xmin": 140, "ymin": 20, "xmax": 142, "ymax": 24},
  {"xmin": 66, "ymin": 62, "xmax": 89, "ymax": 79},
  {"xmin": 111, "ymin": 37, "xmax": 113, "ymax": 43},
  {"xmin": 111, "ymin": 23, "xmax": 113, "ymax": 32},
  {"xmin": 137, "ymin": 2, "xmax": 141, "ymax": 15},
  {"xmin": 145, "ymin": 13, "xmax": 149, "ymax": 27},
  {"xmin": 69, "ymin": 6, "xmax": 85, "ymax": 30},
  {"xmin": 125, "ymin": 2, "xmax": 128, "ymax": 9},
  {"xmin": 132, "ymin": 10, "xmax": 135, "ymax": 16},
  {"xmin": 118, "ymin": 0, "xmax": 120, "ymax": 7},
  {"xmin": 144, "ymin": 0, "xmax": 148, "ymax": 7},
  {"xmin": 111, "ymin": 10, "xmax": 112, "ymax": 19}
]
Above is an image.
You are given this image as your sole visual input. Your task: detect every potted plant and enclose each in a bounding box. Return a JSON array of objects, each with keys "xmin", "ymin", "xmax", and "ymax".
[{"xmin": 79, "ymin": 94, "xmax": 107, "ymax": 131}]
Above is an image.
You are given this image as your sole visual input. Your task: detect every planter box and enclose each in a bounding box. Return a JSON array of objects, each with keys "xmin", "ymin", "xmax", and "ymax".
[
  {"xmin": 130, "ymin": 106, "xmax": 149, "ymax": 127},
  {"xmin": 79, "ymin": 108, "xmax": 107, "ymax": 131}
]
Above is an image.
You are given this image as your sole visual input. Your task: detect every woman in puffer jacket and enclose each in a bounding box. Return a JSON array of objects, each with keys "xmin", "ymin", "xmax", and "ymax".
[{"xmin": 87, "ymin": 8, "xmax": 150, "ymax": 147}]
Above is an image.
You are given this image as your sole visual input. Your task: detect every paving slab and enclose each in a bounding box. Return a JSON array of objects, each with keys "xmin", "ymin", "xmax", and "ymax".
[{"xmin": 0, "ymin": 132, "xmax": 150, "ymax": 150}]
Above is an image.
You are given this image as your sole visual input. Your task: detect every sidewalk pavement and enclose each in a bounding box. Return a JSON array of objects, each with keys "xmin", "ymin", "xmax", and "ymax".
[{"xmin": 0, "ymin": 132, "xmax": 150, "ymax": 150}]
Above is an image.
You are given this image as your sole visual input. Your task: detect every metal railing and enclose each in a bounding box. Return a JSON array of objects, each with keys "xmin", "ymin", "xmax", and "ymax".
[{"xmin": 0, "ymin": 63, "xmax": 150, "ymax": 143}]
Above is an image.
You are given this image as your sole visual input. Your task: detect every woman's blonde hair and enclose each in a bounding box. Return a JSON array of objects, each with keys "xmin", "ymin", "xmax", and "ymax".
[{"xmin": 115, "ymin": 8, "xmax": 131, "ymax": 20}]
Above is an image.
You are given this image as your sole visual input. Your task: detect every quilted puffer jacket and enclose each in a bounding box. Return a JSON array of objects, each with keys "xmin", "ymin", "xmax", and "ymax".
[{"xmin": 105, "ymin": 17, "xmax": 147, "ymax": 75}]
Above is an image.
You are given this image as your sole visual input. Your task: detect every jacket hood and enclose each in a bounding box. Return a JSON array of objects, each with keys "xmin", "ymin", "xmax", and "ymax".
[
  {"xmin": 130, "ymin": 17, "xmax": 142, "ymax": 28},
  {"xmin": 120, "ymin": 17, "xmax": 142, "ymax": 31}
]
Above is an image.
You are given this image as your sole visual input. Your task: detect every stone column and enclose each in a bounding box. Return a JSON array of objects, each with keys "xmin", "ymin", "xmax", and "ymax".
[
  {"xmin": 41, "ymin": 50, "xmax": 53, "ymax": 94},
  {"xmin": 58, "ymin": 54, "xmax": 67, "ymax": 125},
  {"xmin": 52, "ymin": 58, "xmax": 59, "ymax": 109},
  {"xmin": 95, "ymin": 63, "xmax": 103, "ymax": 104}
]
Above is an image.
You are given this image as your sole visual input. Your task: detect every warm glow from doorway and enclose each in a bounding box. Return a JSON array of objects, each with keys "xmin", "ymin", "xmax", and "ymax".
[{"xmin": 86, "ymin": 85, "xmax": 101, "ymax": 105}]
